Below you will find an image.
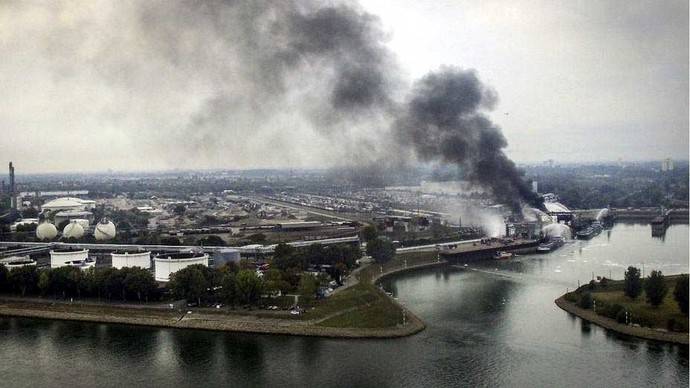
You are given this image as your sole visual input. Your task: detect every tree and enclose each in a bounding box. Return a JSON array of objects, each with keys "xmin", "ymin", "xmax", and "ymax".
[
  {"xmin": 624, "ymin": 266, "xmax": 642, "ymax": 299},
  {"xmin": 0, "ymin": 264, "xmax": 8, "ymax": 293},
  {"xmin": 235, "ymin": 270, "xmax": 264, "ymax": 305},
  {"xmin": 246, "ymin": 233, "xmax": 266, "ymax": 243},
  {"xmin": 298, "ymin": 274, "xmax": 320, "ymax": 299},
  {"xmin": 273, "ymin": 243, "xmax": 296, "ymax": 260},
  {"xmin": 263, "ymin": 269, "xmax": 288, "ymax": 296},
  {"xmin": 644, "ymin": 270, "xmax": 668, "ymax": 307},
  {"xmin": 57, "ymin": 219, "xmax": 70, "ymax": 231},
  {"xmin": 272, "ymin": 243, "xmax": 305, "ymax": 271},
  {"xmin": 8, "ymin": 266, "xmax": 38, "ymax": 296},
  {"xmin": 361, "ymin": 225, "xmax": 378, "ymax": 242},
  {"xmin": 220, "ymin": 271, "xmax": 237, "ymax": 306},
  {"xmin": 673, "ymin": 275, "xmax": 688, "ymax": 316},
  {"xmin": 161, "ymin": 236, "xmax": 181, "ymax": 246},
  {"xmin": 21, "ymin": 207, "xmax": 39, "ymax": 218},
  {"xmin": 366, "ymin": 238, "xmax": 396, "ymax": 264},
  {"xmin": 123, "ymin": 268, "xmax": 158, "ymax": 302},
  {"xmin": 169, "ymin": 265, "xmax": 210, "ymax": 306},
  {"xmin": 199, "ymin": 235, "xmax": 225, "ymax": 246},
  {"xmin": 38, "ymin": 270, "xmax": 50, "ymax": 296}
]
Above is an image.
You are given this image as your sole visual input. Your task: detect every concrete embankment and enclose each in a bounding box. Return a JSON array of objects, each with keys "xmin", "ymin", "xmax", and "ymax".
[{"xmin": 555, "ymin": 296, "xmax": 689, "ymax": 345}]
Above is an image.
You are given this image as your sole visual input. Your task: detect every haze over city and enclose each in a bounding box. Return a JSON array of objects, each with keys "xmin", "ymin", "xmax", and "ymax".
[{"xmin": 1, "ymin": 0, "xmax": 687, "ymax": 174}]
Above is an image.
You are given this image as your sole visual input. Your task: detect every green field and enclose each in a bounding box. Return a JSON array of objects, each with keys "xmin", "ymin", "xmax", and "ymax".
[
  {"xmin": 564, "ymin": 275, "xmax": 688, "ymax": 332},
  {"xmin": 302, "ymin": 251, "xmax": 438, "ymax": 328}
]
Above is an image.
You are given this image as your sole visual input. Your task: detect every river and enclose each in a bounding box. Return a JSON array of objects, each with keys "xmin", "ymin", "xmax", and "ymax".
[{"xmin": 0, "ymin": 223, "xmax": 687, "ymax": 387}]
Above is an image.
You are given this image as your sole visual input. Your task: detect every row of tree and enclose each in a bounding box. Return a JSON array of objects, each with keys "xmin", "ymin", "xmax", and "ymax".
[
  {"xmin": 168, "ymin": 263, "xmax": 324, "ymax": 307},
  {"xmin": 624, "ymin": 266, "xmax": 688, "ymax": 314},
  {"xmin": 0, "ymin": 265, "xmax": 159, "ymax": 302}
]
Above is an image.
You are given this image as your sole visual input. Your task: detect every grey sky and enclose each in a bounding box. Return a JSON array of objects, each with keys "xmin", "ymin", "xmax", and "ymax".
[{"xmin": 0, "ymin": 0, "xmax": 687, "ymax": 173}]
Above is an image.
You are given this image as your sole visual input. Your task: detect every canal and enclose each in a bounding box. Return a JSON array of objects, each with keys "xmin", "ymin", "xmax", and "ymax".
[{"xmin": 0, "ymin": 223, "xmax": 687, "ymax": 387}]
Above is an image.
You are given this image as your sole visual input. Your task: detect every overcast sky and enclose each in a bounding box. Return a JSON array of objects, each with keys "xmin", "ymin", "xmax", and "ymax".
[{"xmin": 1, "ymin": 0, "xmax": 687, "ymax": 174}]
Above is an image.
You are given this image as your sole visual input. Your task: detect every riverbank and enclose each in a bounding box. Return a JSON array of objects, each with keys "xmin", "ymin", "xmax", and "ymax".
[
  {"xmin": 0, "ymin": 252, "xmax": 444, "ymax": 339},
  {"xmin": 555, "ymin": 274, "xmax": 689, "ymax": 345},
  {"xmin": 555, "ymin": 297, "xmax": 688, "ymax": 345}
]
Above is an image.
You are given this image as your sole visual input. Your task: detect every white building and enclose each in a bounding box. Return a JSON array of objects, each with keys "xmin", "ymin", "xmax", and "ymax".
[
  {"xmin": 153, "ymin": 252, "xmax": 209, "ymax": 282},
  {"xmin": 41, "ymin": 197, "xmax": 96, "ymax": 213},
  {"xmin": 111, "ymin": 251, "xmax": 151, "ymax": 269}
]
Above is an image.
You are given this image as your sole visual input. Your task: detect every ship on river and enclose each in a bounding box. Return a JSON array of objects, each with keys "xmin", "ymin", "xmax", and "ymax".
[{"xmin": 537, "ymin": 236, "xmax": 565, "ymax": 253}]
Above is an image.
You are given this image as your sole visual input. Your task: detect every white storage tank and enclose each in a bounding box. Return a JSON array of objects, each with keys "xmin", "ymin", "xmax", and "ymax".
[
  {"xmin": 50, "ymin": 248, "xmax": 89, "ymax": 268},
  {"xmin": 62, "ymin": 221, "xmax": 85, "ymax": 239},
  {"xmin": 111, "ymin": 251, "xmax": 151, "ymax": 269},
  {"xmin": 153, "ymin": 252, "xmax": 209, "ymax": 282},
  {"xmin": 94, "ymin": 219, "xmax": 117, "ymax": 241},
  {"xmin": 36, "ymin": 222, "xmax": 58, "ymax": 240}
]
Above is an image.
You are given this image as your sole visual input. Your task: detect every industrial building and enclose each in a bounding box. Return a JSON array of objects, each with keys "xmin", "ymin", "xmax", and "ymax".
[
  {"xmin": 41, "ymin": 197, "xmax": 96, "ymax": 213},
  {"xmin": 53, "ymin": 210, "xmax": 94, "ymax": 227},
  {"xmin": 543, "ymin": 200, "xmax": 574, "ymax": 223}
]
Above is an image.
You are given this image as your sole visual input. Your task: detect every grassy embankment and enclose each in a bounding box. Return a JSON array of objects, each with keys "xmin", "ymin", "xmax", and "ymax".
[
  {"xmin": 306, "ymin": 251, "xmax": 441, "ymax": 329},
  {"xmin": 563, "ymin": 275, "xmax": 688, "ymax": 332}
]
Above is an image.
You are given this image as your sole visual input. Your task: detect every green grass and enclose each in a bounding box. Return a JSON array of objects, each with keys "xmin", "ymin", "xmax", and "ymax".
[
  {"xmin": 317, "ymin": 293, "xmax": 402, "ymax": 328},
  {"xmin": 568, "ymin": 275, "xmax": 688, "ymax": 332},
  {"xmin": 297, "ymin": 251, "xmax": 440, "ymax": 328},
  {"xmin": 300, "ymin": 282, "xmax": 380, "ymax": 321}
]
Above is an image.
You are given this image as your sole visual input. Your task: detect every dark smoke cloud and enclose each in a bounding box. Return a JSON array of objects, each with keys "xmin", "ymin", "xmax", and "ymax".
[
  {"xmin": 394, "ymin": 67, "xmax": 540, "ymax": 209},
  {"xmin": 0, "ymin": 0, "xmax": 537, "ymax": 208}
]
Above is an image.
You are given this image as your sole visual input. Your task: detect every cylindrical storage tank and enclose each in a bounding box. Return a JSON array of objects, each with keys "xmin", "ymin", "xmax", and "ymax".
[
  {"xmin": 36, "ymin": 222, "xmax": 58, "ymax": 240},
  {"xmin": 50, "ymin": 249, "xmax": 89, "ymax": 268},
  {"xmin": 111, "ymin": 251, "xmax": 151, "ymax": 269},
  {"xmin": 153, "ymin": 252, "xmax": 209, "ymax": 282},
  {"xmin": 62, "ymin": 221, "xmax": 85, "ymax": 239},
  {"xmin": 94, "ymin": 220, "xmax": 117, "ymax": 241}
]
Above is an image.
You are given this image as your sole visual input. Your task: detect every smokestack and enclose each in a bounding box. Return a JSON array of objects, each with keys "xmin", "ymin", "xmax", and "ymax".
[{"xmin": 9, "ymin": 162, "xmax": 16, "ymax": 211}]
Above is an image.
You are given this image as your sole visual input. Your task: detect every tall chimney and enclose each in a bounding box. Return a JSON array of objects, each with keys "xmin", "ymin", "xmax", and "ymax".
[{"xmin": 9, "ymin": 162, "xmax": 16, "ymax": 211}]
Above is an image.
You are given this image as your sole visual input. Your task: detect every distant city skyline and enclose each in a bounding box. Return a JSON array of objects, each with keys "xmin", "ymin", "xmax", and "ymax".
[{"xmin": 0, "ymin": 0, "xmax": 687, "ymax": 174}]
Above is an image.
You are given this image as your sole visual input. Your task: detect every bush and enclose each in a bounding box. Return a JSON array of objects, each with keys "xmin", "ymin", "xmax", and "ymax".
[
  {"xmin": 601, "ymin": 303, "xmax": 624, "ymax": 320},
  {"xmin": 579, "ymin": 292, "xmax": 593, "ymax": 309},
  {"xmin": 673, "ymin": 275, "xmax": 688, "ymax": 316},
  {"xmin": 616, "ymin": 309, "xmax": 627, "ymax": 324}
]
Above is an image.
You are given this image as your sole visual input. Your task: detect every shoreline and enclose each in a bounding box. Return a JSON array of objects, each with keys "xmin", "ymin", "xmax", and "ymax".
[
  {"xmin": 555, "ymin": 296, "xmax": 689, "ymax": 345},
  {"xmin": 0, "ymin": 262, "xmax": 445, "ymax": 339}
]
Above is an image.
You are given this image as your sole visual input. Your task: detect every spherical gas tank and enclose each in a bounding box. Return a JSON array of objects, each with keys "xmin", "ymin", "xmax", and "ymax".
[
  {"xmin": 36, "ymin": 222, "xmax": 58, "ymax": 240},
  {"xmin": 94, "ymin": 220, "xmax": 116, "ymax": 240},
  {"xmin": 63, "ymin": 221, "xmax": 85, "ymax": 239}
]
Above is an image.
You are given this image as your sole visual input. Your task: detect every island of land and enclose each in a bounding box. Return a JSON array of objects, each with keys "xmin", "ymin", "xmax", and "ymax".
[{"xmin": 556, "ymin": 275, "xmax": 689, "ymax": 345}]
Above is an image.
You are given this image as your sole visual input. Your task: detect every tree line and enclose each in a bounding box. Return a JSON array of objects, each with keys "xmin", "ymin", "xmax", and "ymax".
[
  {"xmin": 0, "ymin": 265, "xmax": 159, "ymax": 302},
  {"xmin": 623, "ymin": 266, "xmax": 687, "ymax": 314}
]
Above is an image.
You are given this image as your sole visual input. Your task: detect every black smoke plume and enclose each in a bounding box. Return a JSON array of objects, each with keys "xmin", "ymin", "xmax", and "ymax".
[{"xmin": 394, "ymin": 67, "xmax": 541, "ymax": 210}]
